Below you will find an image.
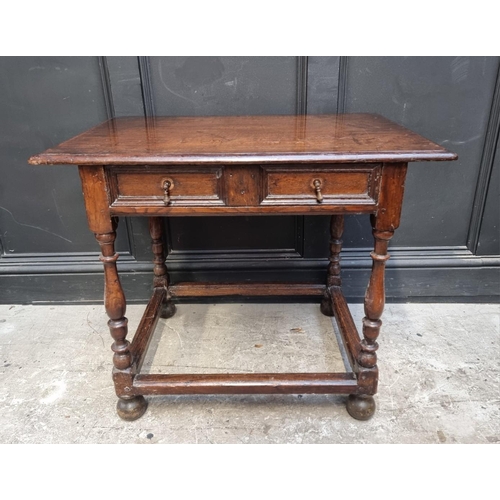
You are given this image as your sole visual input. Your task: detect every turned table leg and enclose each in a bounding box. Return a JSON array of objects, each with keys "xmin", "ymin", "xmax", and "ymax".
[
  {"xmin": 96, "ymin": 220, "xmax": 148, "ymax": 421},
  {"xmin": 79, "ymin": 166, "xmax": 148, "ymax": 421},
  {"xmin": 149, "ymin": 217, "xmax": 176, "ymax": 318},
  {"xmin": 346, "ymin": 219, "xmax": 392, "ymax": 420},
  {"xmin": 347, "ymin": 163, "xmax": 408, "ymax": 420},
  {"xmin": 321, "ymin": 215, "xmax": 344, "ymax": 316}
]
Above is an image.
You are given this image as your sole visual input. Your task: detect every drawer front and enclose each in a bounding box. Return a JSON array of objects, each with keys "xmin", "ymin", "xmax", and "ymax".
[
  {"xmin": 109, "ymin": 166, "xmax": 225, "ymax": 207},
  {"xmin": 261, "ymin": 165, "xmax": 381, "ymax": 206}
]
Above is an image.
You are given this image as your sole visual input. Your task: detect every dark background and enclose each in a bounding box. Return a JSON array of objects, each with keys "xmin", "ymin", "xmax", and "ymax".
[{"xmin": 0, "ymin": 56, "xmax": 498, "ymax": 303}]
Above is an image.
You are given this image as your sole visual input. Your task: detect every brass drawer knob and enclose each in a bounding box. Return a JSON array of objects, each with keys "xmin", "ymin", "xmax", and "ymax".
[
  {"xmin": 313, "ymin": 179, "xmax": 323, "ymax": 203},
  {"xmin": 162, "ymin": 178, "xmax": 174, "ymax": 205}
]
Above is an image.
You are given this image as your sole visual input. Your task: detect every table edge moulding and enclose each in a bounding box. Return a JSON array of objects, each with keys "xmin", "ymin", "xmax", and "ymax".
[{"xmin": 29, "ymin": 113, "xmax": 457, "ymax": 421}]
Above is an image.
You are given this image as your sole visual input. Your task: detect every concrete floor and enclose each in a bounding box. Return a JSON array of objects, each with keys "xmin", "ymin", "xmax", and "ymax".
[{"xmin": 0, "ymin": 302, "xmax": 498, "ymax": 444}]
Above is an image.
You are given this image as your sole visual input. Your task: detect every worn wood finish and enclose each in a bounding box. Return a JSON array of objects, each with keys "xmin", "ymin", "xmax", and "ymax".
[
  {"xmin": 29, "ymin": 114, "xmax": 457, "ymax": 166},
  {"xmin": 96, "ymin": 227, "xmax": 131, "ymax": 374},
  {"xmin": 133, "ymin": 373, "xmax": 358, "ymax": 395},
  {"xmin": 78, "ymin": 166, "xmax": 114, "ymax": 234},
  {"xmin": 112, "ymin": 166, "xmax": 225, "ymax": 207},
  {"xmin": 149, "ymin": 216, "xmax": 175, "ymax": 318},
  {"xmin": 107, "ymin": 163, "xmax": 381, "ymax": 214},
  {"xmin": 346, "ymin": 394, "xmax": 376, "ymax": 421},
  {"xmin": 327, "ymin": 217, "xmax": 344, "ymax": 287},
  {"xmin": 330, "ymin": 286, "xmax": 362, "ymax": 369},
  {"xmin": 109, "ymin": 202, "xmax": 379, "ymax": 216},
  {"xmin": 31, "ymin": 113, "xmax": 457, "ymax": 421},
  {"xmin": 261, "ymin": 165, "xmax": 380, "ymax": 206},
  {"xmin": 347, "ymin": 163, "xmax": 409, "ymax": 419},
  {"xmin": 321, "ymin": 215, "xmax": 344, "ymax": 316},
  {"xmin": 149, "ymin": 217, "xmax": 168, "ymax": 288},
  {"xmin": 94, "ymin": 224, "xmax": 146, "ymax": 415},
  {"xmin": 225, "ymin": 165, "xmax": 261, "ymax": 206},
  {"xmin": 79, "ymin": 165, "xmax": 143, "ymax": 414},
  {"xmin": 116, "ymin": 395, "xmax": 148, "ymax": 421},
  {"xmin": 129, "ymin": 287, "xmax": 165, "ymax": 371},
  {"xmin": 359, "ymin": 163, "xmax": 408, "ymax": 388},
  {"xmin": 170, "ymin": 282, "xmax": 325, "ymax": 297}
]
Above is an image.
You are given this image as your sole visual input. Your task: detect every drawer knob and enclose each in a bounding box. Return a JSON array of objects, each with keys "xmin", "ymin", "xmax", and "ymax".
[
  {"xmin": 163, "ymin": 179, "xmax": 173, "ymax": 205},
  {"xmin": 313, "ymin": 179, "xmax": 323, "ymax": 203}
]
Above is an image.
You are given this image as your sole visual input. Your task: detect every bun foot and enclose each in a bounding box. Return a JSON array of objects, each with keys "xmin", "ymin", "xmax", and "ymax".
[
  {"xmin": 161, "ymin": 301, "xmax": 176, "ymax": 319},
  {"xmin": 346, "ymin": 394, "xmax": 376, "ymax": 421},
  {"xmin": 320, "ymin": 296, "xmax": 334, "ymax": 317},
  {"xmin": 116, "ymin": 396, "xmax": 148, "ymax": 421}
]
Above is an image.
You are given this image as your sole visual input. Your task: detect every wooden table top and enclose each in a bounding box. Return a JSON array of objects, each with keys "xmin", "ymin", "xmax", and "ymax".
[{"xmin": 29, "ymin": 114, "xmax": 457, "ymax": 166}]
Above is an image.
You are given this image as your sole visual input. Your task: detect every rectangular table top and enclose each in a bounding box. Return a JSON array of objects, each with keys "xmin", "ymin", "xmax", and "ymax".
[{"xmin": 29, "ymin": 113, "xmax": 457, "ymax": 166}]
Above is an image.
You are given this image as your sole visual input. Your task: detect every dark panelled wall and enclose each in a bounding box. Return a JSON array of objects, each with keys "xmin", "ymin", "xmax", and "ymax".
[{"xmin": 0, "ymin": 57, "xmax": 499, "ymax": 303}]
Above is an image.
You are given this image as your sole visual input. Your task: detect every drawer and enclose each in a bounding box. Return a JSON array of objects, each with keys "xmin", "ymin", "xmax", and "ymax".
[
  {"xmin": 109, "ymin": 166, "xmax": 225, "ymax": 207},
  {"xmin": 261, "ymin": 165, "xmax": 381, "ymax": 206}
]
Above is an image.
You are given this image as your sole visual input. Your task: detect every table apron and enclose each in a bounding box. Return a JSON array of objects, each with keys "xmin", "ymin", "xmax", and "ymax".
[{"xmin": 108, "ymin": 204, "xmax": 378, "ymax": 216}]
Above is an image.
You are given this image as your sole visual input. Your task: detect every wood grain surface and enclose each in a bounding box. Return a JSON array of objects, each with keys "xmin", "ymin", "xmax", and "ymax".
[
  {"xmin": 29, "ymin": 114, "xmax": 457, "ymax": 165},
  {"xmin": 132, "ymin": 372, "xmax": 358, "ymax": 395}
]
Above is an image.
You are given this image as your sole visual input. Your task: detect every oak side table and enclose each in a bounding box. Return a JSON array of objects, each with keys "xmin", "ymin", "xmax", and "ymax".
[{"xmin": 29, "ymin": 114, "xmax": 457, "ymax": 421}]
